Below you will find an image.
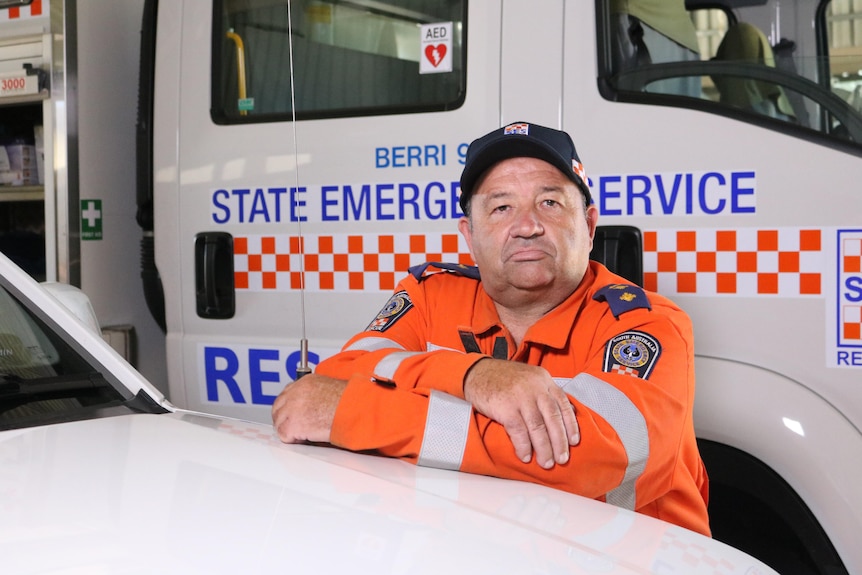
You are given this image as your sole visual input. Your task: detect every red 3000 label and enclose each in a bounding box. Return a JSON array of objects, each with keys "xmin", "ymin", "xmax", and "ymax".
[{"xmin": 0, "ymin": 75, "xmax": 36, "ymax": 97}]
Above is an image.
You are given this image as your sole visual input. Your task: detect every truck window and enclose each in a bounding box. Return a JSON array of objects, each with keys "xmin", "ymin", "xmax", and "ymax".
[
  {"xmin": 829, "ymin": 0, "xmax": 862, "ymax": 115},
  {"xmin": 598, "ymin": 0, "xmax": 862, "ymax": 153},
  {"xmin": 212, "ymin": 0, "xmax": 466, "ymax": 123}
]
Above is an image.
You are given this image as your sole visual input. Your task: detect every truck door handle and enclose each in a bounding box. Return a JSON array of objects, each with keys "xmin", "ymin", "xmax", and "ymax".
[{"xmin": 195, "ymin": 232, "xmax": 235, "ymax": 319}]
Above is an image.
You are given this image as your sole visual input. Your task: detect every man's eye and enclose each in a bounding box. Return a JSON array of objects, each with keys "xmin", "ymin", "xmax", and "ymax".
[
  {"xmin": 542, "ymin": 199, "xmax": 559, "ymax": 207},
  {"xmin": 492, "ymin": 204, "xmax": 510, "ymax": 213}
]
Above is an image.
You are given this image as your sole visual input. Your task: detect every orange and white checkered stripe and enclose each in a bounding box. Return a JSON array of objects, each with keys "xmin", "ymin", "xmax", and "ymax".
[
  {"xmin": 0, "ymin": 0, "xmax": 45, "ymax": 20},
  {"xmin": 843, "ymin": 235, "xmax": 862, "ymax": 276},
  {"xmin": 841, "ymin": 235, "xmax": 862, "ymax": 341},
  {"xmin": 844, "ymin": 306, "xmax": 862, "ymax": 341},
  {"xmin": 644, "ymin": 228, "xmax": 823, "ymax": 296},
  {"xmin": 659, "ymin": 529, "xmax": 752, "ymax": 573},
  {"xmin": 234, "ymin": 233, "xmax": 473, "ymax": 292},
  {"xmin": 217, "ymin": 420, "xmax": 282, "ymax": 446},
  {"xmin": 235, "ymin": 227, "xmax": 824, "ymax": 297}
]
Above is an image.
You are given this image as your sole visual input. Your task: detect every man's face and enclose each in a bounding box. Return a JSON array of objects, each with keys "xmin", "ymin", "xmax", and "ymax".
[{"xmin": 458, "ymin": 157, "xmax": 598, "ymax": 305}]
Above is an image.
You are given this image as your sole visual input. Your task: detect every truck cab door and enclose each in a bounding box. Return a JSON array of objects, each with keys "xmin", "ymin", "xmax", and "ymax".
[{"xmin": 153, "ymin": 0, "xmax": 502, "ymax": 422}]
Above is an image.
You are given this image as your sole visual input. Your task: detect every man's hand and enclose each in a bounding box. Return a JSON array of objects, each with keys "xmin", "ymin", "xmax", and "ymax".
[
  {"xmin": 272, "ymin": 373, "xmax": 347, "ymax": 444},
  {"xmin": 464, "ymin": 359, "xmax": 580, "ymax": 469}
]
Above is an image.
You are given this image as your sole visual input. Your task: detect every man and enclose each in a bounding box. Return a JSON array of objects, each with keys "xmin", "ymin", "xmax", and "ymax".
[{"xmin": 272, "ymin": 122, "xmax": 710, "ymax": 536}]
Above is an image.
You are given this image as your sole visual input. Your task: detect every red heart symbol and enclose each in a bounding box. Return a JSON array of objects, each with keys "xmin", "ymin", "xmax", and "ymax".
[{"xmin": 424, "ymin": 44, "xmax": 447, "ymax": 67}]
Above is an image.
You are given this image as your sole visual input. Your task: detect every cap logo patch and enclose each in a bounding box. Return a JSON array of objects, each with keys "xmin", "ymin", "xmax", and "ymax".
[
  {"xmin": 504, "ymin": 122, "xmax": 529, "ymax": 135},
  {"xmin": 602, "ymin": 331, "xmax": 661, "ymax": 380},
  {"xmin": 572, "ymin": 159, "xmax": 588, "ymax": 185},
  {"xmin": 366, "ymin": 291, "xmax": 413, "ymax": 332}
]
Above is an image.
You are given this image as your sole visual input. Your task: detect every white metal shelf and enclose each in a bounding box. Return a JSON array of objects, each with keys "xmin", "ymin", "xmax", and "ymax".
[
  {"xmin": 0, "ymin": 185, "xmax": 43, "ymax": 202},
  {"xmin": 0, "ymin": 90, "xmax": 48, "ymax": 106}
]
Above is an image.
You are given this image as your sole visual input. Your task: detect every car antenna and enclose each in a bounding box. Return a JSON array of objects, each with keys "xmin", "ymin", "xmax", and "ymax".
[{"xmin": 287, "ymin": 0, "xmax": 311, "ymax": 379}]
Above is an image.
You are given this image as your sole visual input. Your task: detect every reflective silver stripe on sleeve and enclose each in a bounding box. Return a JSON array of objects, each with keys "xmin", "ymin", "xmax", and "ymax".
[
  {"xmin": 426, "ymin": 342, "xmax": 461, "ymax": 353},
  {"xmin": 370, "ymin": 342, "xmax": 462, "ymax": 380},
  {"xmin": 555, "ymin": 374, "xmax": 649, "ymax": 511},
  {"xmin": 372, "ymin": 351, "xmax": 423, "ymax": 381},
  {"xmin": 417, "ymin": 390, "xmax": 472, "ymax": 471},
  {"xmin": 343, "ymin": 336, "xmax": 406, "ymax": 353}
]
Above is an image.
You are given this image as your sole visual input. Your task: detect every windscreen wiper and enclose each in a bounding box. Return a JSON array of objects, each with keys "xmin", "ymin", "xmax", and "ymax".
[
  {"xmin": 0, "ymin": 372, "xmax": 167, "ymax": 431},
  {"xmin": 0, "ymin": 371, "xmax": 113, "ymax": 399}
]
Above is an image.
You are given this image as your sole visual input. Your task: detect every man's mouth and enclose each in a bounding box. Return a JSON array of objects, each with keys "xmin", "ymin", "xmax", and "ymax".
[{"xmin": 507, "ymin": 248, "xmax": 549, "ymax": 262}]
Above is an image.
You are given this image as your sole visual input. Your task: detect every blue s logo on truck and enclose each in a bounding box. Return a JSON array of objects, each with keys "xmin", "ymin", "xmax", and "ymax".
[{"xmin": 836, "ymin": 229, "xmax": 862, "ymax": 367}]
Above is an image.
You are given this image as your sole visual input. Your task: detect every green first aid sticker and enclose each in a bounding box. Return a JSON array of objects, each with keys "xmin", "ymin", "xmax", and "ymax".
[{"xmin": 81, "ymin": 199, "xmax": 103, "ymax": 240}]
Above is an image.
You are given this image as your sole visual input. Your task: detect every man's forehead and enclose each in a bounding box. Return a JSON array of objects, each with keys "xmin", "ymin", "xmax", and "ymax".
[
  {"xmin": 475, "ymin": 159, "xmax": 579, "ymax": 195},
  {"xmin": 477, "ymin": 156, "xmax": 570, "ymax": 183}
]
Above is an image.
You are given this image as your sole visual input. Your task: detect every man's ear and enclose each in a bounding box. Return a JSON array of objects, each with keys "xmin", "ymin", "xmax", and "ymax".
[
  {"xmin": 586, "ymin": 204, "xmax": 599, "ymax": 248},
  {"xmin": 458, "ymin": 217, "xmax": 475, "ymax": 261}
]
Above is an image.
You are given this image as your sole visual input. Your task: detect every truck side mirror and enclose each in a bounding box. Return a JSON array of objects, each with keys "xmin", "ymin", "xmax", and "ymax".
[{"xmin": 41, "ymin": 282, "xmax": 101, "ymax": 333}]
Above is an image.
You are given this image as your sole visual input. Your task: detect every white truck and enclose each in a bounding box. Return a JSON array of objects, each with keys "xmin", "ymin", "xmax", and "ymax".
[{"xmin": 138, "ymin": 0, "xmax": 862, "ymax": 573}]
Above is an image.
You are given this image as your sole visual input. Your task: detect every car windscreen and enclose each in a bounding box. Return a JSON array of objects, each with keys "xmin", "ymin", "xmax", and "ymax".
[{"xmin": 0, "ymin": 282, "xmax": 164, "ymax": 431}]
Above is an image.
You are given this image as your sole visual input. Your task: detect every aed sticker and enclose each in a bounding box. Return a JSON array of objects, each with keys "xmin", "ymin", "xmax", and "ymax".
[
  {"xmin": 603, "ymin": 331, "xmax": 661, "ymax": 380},
  {"xmin": 366, "ymin": 290, "xmax": 413, "ymax": 332},
  {"xmin": 198, "ymin": 343, "xmax": 339, "ymax": 406},
  {"xmin": 828, "ymin": 229, "xmax": 862, "ymax": 368},
  {"xmin": 420, "ymin": 22, "xmax": 453, "ymax": 74}
]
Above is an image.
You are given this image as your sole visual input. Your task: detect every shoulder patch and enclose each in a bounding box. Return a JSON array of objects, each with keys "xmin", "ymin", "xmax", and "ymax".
[
  {"xmin": 593, "ymin": 283, "xmax": 651, "ymax": 319},
  {"xmin": 366, "ymin": 291, "xmax": 413, "ymax": 332},
  {"xmin": 409, "ymin": 261, "xmax": 480, "ymax": 281},
  {"xmin": 602, "ymin": 331, "xmax": 662, "ymax": 380}
]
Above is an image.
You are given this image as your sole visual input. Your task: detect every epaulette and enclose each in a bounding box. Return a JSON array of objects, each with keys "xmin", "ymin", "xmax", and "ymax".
[
  {"xmin": 409, "ymin": 261, "xmax": 481, "ymax": 281},
  {"xmin": 593, "ymin": 283, "xmax": 651, "ymax": 319}
]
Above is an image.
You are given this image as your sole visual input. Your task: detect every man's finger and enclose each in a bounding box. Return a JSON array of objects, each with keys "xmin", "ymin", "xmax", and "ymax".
[
  {"xmin": 534, "ymin": 393, "xmax": 570, "ymax": 466},
  {"xmin": 504, "ymin": 421, "xmax": 535, "ymax": 464},
  {"xmin": 273, "ymin": 407, "xmax": 293, "ymax": 443},
  {"xmin": 272, "ymin": 391, "xmax": 290, "ymax": 441},
  {"xmin": 561, "ymin": 401, "xmax": 580, "ymax": 446},
  {"xmin": 547, "ymin": 386, "xmax": 580, "ymax": 446},
  {"xmin": 522, "ymin": 406, "xmax": 557, "ymax": 469}
]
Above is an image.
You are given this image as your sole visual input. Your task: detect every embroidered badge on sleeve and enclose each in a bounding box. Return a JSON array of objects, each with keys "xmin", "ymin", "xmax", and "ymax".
[
  {"xmin": 366, "ymin": 291, "xmax": 413, "ymax": 332},
  {"xmin": 602, "ymin": 331, "xmax": 661, "ymax": 380}
]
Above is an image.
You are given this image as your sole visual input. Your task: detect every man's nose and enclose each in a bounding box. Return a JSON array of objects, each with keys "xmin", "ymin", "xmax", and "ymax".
[{"xmin": 510, "ymin": 207, "xmax": 544, "ymax": 238}]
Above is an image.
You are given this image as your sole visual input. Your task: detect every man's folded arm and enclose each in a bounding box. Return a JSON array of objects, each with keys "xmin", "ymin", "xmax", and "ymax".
[
  {"xmin": 330, "ymin": 373, "xmax": 628, "ymax": 501},
  {"xmin": 318, "ymin": 332, "xmax": 486, "ymax": 398}
]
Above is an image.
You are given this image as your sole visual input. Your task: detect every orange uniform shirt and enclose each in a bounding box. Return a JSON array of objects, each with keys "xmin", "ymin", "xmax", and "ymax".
[{"xmin": 318, "ymin": 261, "xmax": 710, "ymax": 536}]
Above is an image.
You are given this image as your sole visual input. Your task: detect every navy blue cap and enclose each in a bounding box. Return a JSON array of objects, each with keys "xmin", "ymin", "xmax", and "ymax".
[{"xmin": 459, "ymin": 122, "xmax": 591, "ymax": 213}]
